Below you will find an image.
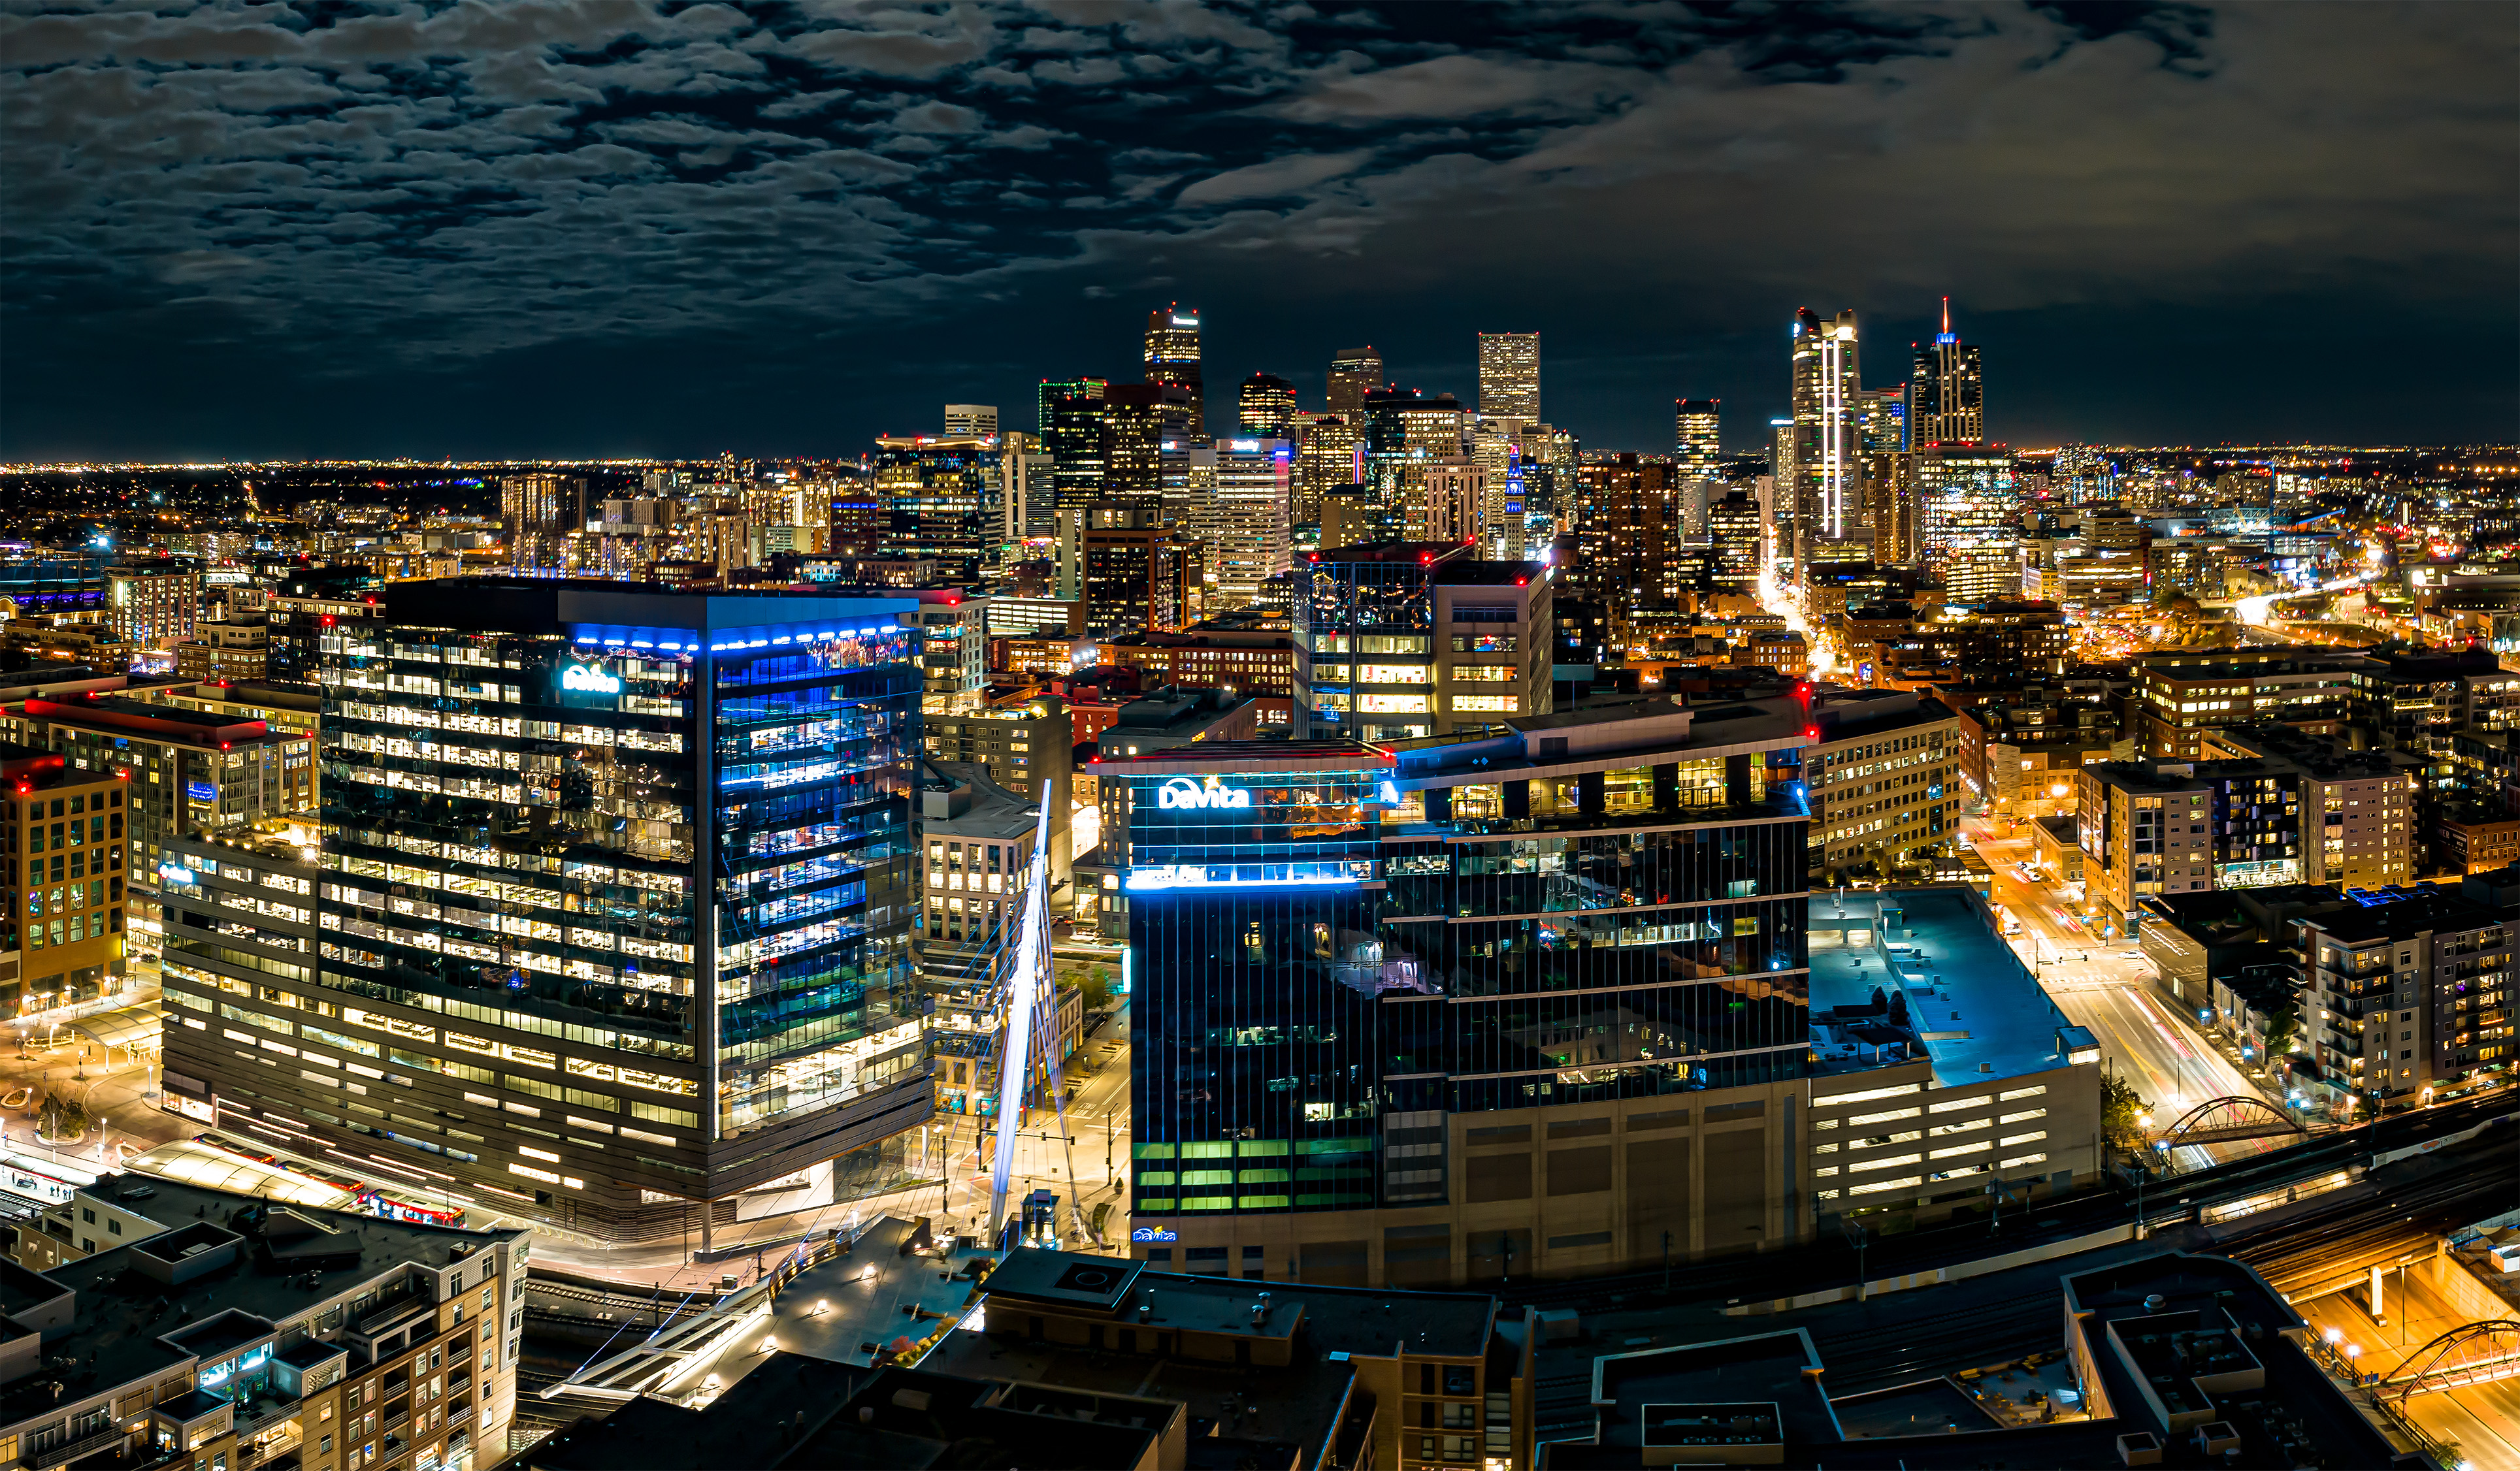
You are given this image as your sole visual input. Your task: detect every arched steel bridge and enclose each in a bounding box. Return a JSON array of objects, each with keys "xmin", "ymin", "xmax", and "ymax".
[
  {"xmin": 2385, "ymin": 1319, "xmax": 2520, "ymax": 1404},
  {"xmin": 2149, "ymin": 1095, "xmax": 2308, "ymax": 1149}
]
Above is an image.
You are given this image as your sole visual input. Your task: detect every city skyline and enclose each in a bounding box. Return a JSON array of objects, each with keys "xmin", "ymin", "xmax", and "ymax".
[{"xmin": 0, "ymin": 3, "xmax": 2510, "ymax": 461}]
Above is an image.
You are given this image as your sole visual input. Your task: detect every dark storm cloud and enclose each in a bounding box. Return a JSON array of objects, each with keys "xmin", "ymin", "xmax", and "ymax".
[{"xmin": 0, "ymin": 0, "xmax": 2510, "ymax": 458}]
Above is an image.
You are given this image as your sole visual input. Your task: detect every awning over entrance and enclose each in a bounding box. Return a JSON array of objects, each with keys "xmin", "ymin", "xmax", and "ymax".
[{"xmin": 70, "ymin": 1003, "xmax": 161, "ymax": 1051}]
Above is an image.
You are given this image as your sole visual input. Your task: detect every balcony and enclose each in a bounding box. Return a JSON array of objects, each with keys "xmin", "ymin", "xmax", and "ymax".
[{"xmin": 30, "ymin": 1427, "xmax": 129, "ymax": 1470}]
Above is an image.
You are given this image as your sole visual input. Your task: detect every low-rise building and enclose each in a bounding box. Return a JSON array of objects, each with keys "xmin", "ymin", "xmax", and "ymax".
[
  {"xmin": 173, "ymin": 621, "xmax": 269, "ymax": 684},
  {"xmin": 1806, "ymin": 888, "xmax": 2102, "ymax": 1232},
  {"xmin": 0, "ymin": 1171, "xmax": 525, "ymax": 1471},
  {"xmin": 2437, "ymin": 803, "xmax": 2520, "ymax": 875},
  {"xmin": 2297, "ymin": 881, "xmax": 2513, "ymax": 1103}
]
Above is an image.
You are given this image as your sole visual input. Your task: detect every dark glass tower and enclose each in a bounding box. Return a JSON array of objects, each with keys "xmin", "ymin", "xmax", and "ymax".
[
  {"xmin": 298, "ymin": 579, "xmax": 928, "ymax": 1242},
  {"xmin": 1117, "ymin": 700, "xmax": 1812, "ymax": 1270}
]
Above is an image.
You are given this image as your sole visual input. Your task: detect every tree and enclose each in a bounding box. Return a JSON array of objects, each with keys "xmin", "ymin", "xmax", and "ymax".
[
  {"xmin": 36, "ymin": 1091, "xmax": 88, "ymax": 1142},
  {"xmin": 1079, "ymin": 965, "xmax": 1113, "ymax": 1012},
  {"xmin": 2257, "ymin": 994, "xmax": 2302, "ymax": 1061},
  {"xmin": 2101, "ymin": 1072, "xmax": 2150, "ymax": 1156}
]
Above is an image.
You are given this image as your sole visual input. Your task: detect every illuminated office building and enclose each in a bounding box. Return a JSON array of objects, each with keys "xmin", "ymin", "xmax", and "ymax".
[
  {"xmin": 1790, "ymin": 308, "xmax": 1864, "ymax": 559},
  {"xmin": 943, "ymin": 404, "xmax": 998, "ymax": 438},
  {"xmin": 1859, "ymin": 387, "xmax": 1913, "ymax": 562},
  {"xmin": 1361, "ymin": 389, "xmax": 1466, "ymax": 526},
  {"xmin": 282, "ymin": 579, "xmax": 929, "ymax": 1243},
  {"xmin": 1238, "ymin": 373, "xmax": 1297, "ymax": 438},
  {"xmin": 1476, "ymin": 331, "xmax": 1540, "ymax": 428},
  {"xmin": 1144, "ymin": 304, "xmax": 1205, "ymax": 430},
  {"xmin": 1914, "ymin": 442, "xmax": 2021, "ymax": 602},
  {"xmin": 1326, "ymin": 346, "xmax": 1382, "ymax": 419},
  {"xmin": 1295, "ymin": 415, "xmax": 1359, "ymax": 528},
  {"xmin": 873, "ymin": 434, "xmax": 1006, "ymax": 580},
  {"xmin": 1707, "ymin": 489, "xmax": 1763, "ymax": 592},
  {"xmin": 1294, "ymin": 542, "xmax": 1550, "ymax": 742},
  {"xmin": 1573, "ymin": 454, "xmax": 1691, "ymax": 624},
  {"xmin": 1117, "ymin": 697, "xmax": 1813, "ymax": 1287},
  {"xmin": 1202, "ymin": 438, "xmax": 1296, "ymax": 609},
  {"xmin": 1101, "ymin": 384, "xmax": 1197, "ymax": 512},
  {"xmin": 1674, "ymin": 400, "xmax": 1720, "ymax": 481},
  {"xmin": 1908, "ymin": 298, "xmax": 1985, "ymax": 446},
  {"xmin": 1037, "ymin": 377, "xmax": 1109, "ymax": 521}
]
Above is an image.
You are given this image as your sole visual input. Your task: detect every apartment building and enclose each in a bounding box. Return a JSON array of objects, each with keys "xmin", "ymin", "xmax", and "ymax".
[
  {"xmin": 104, "ymin": 559, "xmax": 201, "ymax": 651},
  {"xmin": 2133, "ymin": 647, "xmax": 2360, "ymax": 760},
  {"xmin": 2297, "ymin": 885, "xmax": 2512, "ymax": 1101},
  {"xmin": 2200, "ymin": 724, "xmax": 2420, "ymax": 889},
  {"xmin": 0, "ymin": 1172, "xmax": 525, "ymax": 1471}
]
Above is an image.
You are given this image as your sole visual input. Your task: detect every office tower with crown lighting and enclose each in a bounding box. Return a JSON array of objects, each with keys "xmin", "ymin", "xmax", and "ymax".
[
  {"xmin": 1909, "ymin": 299, "xmax": 1984, "ymax": 446},
  {"xmin": 1476, "ymin": 332, "xmax": 1540, "ymax": 428},
  {"xmin": 1038, "ymin": 378, "xmax": 1109, "ymax": 521},
  {"xmin": 1326, "ymin": 346, "xmax": 1382, "ymax": 420},
  {"xmin": 1201, "ymin": 438, "xmax": 1296, "ymax": 608},
  {"xmin": 1239, "ymin": 372, "xmax": 1297, "ymax": 438},
  {"xmin": 259, "ymin": 580, "xmax": 932, "ymax": 1244},
  {"xmin": 1790, "ymin": 308, "xmax": 1865, "ymax": 566},
  {"xmin": 1145, "ymin": 304, "xmax": 1205, "ymax": 430},
  {"xmin": 1674, "ymin": 400, "xmax": 1721, "ymax": 481}
]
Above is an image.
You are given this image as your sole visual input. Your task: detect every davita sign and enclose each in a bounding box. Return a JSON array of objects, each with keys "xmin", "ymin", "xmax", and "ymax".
[
  {"xmin": 1156, "ymin": 776, "xmax": 1250, "ymax": 811},
  {"xmin": 559, "ymin": 663, "xmax": 622, "ymax": 695}
]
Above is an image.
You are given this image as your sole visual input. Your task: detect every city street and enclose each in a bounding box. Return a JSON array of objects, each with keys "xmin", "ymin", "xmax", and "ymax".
[
  {"xmin": 1959, "ymin": 816, "xmax": 2281, "ymax": 1172},
  {"xmin": 2300, "ymin": 1270, "xmax": 2520, "ymax": 1471}
]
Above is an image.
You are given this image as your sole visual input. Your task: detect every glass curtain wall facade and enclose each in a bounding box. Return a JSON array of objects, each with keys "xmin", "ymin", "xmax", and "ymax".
[
  {"xmin": 1296, "ymin": 549, "xmax": 1452, "ymax": 743},
  {"xmin": 298, "ymin": 581, "xmax": 926, "ymax": 1241},
  {"xmin": 1122, "ymin": 710, "xmax": 1810, "ymax": 1229}
]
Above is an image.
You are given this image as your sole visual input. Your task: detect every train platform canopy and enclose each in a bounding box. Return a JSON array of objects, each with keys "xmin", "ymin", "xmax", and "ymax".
[{"xmin": 127, "ymin": 1138, "xmax": 353, "ymax": 1209}]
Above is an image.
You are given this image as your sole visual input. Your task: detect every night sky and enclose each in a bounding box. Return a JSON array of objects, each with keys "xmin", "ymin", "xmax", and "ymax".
[{"xmin": 3, "ymin": 1, "xmax": 2513, "ymax": 462}]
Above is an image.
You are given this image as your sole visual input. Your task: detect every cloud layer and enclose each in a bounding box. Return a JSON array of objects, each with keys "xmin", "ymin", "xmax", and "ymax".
[{"xmin": 1, "ymin": 0, "xmax": 2512, "ymax": 457}]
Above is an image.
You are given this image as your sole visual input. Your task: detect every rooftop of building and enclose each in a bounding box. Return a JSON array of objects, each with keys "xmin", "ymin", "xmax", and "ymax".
[
  {"xmin": 2, "ymin": 1171, "xmax": 521, "ymax": 1419},
  {"xmin": 528, "ymin": 1353, "xmax": 1176, "ymax": 1471},
  {"xmin": 378, "ymin": 577, "xmax": 917, "ymax": 641},
  {"xmin": 13, "ymin": 693, "xmax": 291, "ymax": 745},
  {"xmin": 928, "ymin": 1251, "xmax": 1497, "ymax": 1464},
  {"xmin": 1808, "ymin": 888, "xmax": 2084, "ymax": 1085},
  {"xmin": 1540, "ymin": 1252, "xmax": 2397, "ymax": 1470},
  {"xmin": 917, "ymin": 760, "xmax": 1045, "ymax": 834},
  {"xmin": 2082, "ymin": 758, "xmax": 2214, "ymax": 794},
  {"xmin": 1808, "ymin": 688, "xmax": 1959, "ymax": 741},
  {"xmin": 0, "ymin": 741, "xmax": 120, "ymax": 790},
  {"xmin": 1305, "ymin": 541, "xmax": 1544, "ymax": 582},
  {"xmin": 2202, "ymin": 723, "xmax": 2423, "ymax": 779},
  {"xmin": 2297, "ymin": 885, "xmax": 2500, "ymax": 944}
]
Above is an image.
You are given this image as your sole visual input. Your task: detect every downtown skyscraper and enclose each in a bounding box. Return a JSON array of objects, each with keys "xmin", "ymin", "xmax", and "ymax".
[
  {"xmin": 1476, "ymin": 331, "xmax": 1540, "ymax": 427},
  {"xmin": 1790, "ymin": 308, "xmax": 1864, "ymax": 564},
  {"xmin": 1909, "ymin": 298, "xmax": 1984, "ymax": 445},
  {"xmin": 1144, "ymin": 304, "xmax": 1205, "ymax": 430},
  {"xmin": 1674, "ymin": 399, "xmax": 1720, "ymax": 480},
  {"xmin": 1326, "ymin": 346, "xmax": 1382, "ymax": 419}
]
